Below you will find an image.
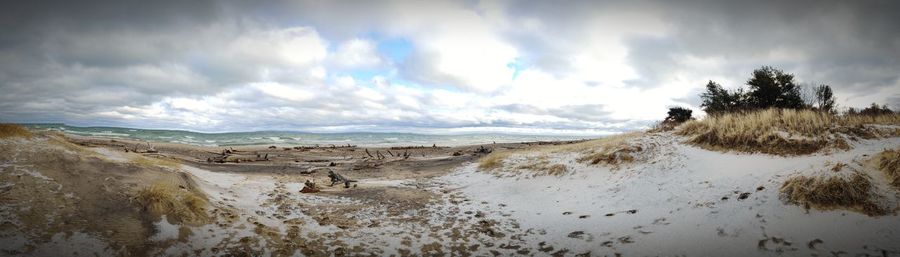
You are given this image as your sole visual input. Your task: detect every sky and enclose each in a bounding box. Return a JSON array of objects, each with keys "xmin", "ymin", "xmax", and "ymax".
[{"xmin": 1, "ymin": 0, "xmax": 898, "ymax": 135}]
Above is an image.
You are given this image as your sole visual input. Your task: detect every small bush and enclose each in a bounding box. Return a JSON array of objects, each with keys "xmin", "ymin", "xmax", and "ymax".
[
  {"xmin": 859, "ymin": 103, "xmax": 894, "ymax": 116},
  {"xmin": 665, "ymin": 107, "xmax": 693, "ymax": 123},
  {"xmin": 653, "ymin": 107, "xmax": 694, "ymax": 132},
  {"xmin": 780, "ymin": 172, "xmax": 885, "ymax": 216},
  {"xmin": 0, "ymin": 124, "xmax": 32, "ymax": 139}
]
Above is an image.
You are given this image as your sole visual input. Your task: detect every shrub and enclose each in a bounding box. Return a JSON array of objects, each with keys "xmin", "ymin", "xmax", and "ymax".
[
  {"xmin": 859, "ymin": 103, "xmax": 893, "ymax": 116},
  {"xmin": 0, "ymin": 124, "xmax": 32, "ymax": 139},
  {"xmin": 665, "ymin": 107, "xmax": 693, "ymax": 123}
]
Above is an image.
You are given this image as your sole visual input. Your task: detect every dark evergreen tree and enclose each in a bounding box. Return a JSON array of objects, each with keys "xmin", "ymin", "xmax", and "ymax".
[
  {"xmin": 813, "ymin": 84, "xmax": 836, "ymax": 113},
  {"xmin": 699, "ymin": 81, "xmax": 743, "ymax": 115},
  {"xmin": 746, "ymin": 66, "xmax": 804, "ymax": 109}
]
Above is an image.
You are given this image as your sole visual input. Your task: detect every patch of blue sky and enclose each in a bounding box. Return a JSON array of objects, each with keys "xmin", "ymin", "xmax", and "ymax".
[
  {"xmin": 507, "ymin": 58, "xmax": 527, "ymax": 80},
  {"xmin": 376, "ymin": 37, "xmax": 413, "ymax": 61}
]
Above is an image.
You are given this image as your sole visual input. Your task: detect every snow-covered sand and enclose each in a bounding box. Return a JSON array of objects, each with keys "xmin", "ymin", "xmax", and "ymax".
[{"xmin": 439, "ymin": 132, "xmax": 900, "ymax": 256}]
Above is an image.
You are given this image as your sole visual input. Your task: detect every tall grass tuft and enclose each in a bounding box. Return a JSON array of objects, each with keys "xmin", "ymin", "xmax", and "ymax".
[
  {"xmin": 478, "ymin": 151, "xmax": 511, "ymax": 170},
  {"xmin": 877, "ymin": 149, "xmax": 900, "ymax": 189},
  {"xmin": 780, "ymin": 172, "xmax": 885, "ymax": 216},
  {"xmin": 135, "ymin": 182, "xmax": 209, "ymax": 224},
  {"xmin": 0, "ymin": 124, "xmax": 32, "ymax": 139}
]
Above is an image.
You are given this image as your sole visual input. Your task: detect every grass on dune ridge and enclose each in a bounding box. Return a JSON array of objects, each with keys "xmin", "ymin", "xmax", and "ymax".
[
  {"xmin": 477, "ymin": 132, "xmax": 643, "ymax": 175},
  {"xmin": 677, "ymin": 109, "xmax": 900, "ymax": 155},
  {"xmin": 0, "ymin": 124, "xmax": 32, "ymax": 139}
]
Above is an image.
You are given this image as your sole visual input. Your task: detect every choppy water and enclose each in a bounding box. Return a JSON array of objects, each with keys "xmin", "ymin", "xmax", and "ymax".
[{"xmin": 24, "ymin": 124, "xmax": 592, "ymax": 147}]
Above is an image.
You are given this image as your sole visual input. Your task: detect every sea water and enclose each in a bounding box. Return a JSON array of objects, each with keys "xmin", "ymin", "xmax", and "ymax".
[{"xmin": 24, "ymin": 124, "xmax": 592, "ymax": 147}]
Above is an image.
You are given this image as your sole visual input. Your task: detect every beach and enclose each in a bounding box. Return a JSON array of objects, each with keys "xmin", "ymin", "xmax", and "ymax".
[{"xmin": 1, "ymin": 124, "xmax": 899, "ymax": 256}]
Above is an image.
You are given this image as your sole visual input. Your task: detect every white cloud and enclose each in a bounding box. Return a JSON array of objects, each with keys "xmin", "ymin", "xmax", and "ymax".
[
  {"xmin": 331, "ymin": 39, "xmax": 382, "ymax": 68},
  {"xmin": 3, "ymin": 0, "xmax": 899, "ymax": 134}
]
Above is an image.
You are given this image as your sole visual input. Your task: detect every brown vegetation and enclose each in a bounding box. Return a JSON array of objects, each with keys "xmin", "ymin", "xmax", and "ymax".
[
  {"xmin": 876, "ymin": 149, "xmax": 900, "ymax": 189},
  {"xmin": 515, "ymin": 157, "xmax": 569, "ymax": 176},
  {"xmin": 477, "ymin": 133, "xmax": 643, "ymax": 175},
  {"xmin": 0, "ymin": 123, "xmax": 32, "ymax": 139},
  {"xmin": 780, "ymin": 172, "xmax": 885, "ymax": 216},
  {"xmin": 135, "ymin": 182, "xmax": 209, "ymax": 224},
  {"xmin": 477, "ymin": 151, "xmax": 511, "ymax": 170},
  {"xmin": 677, "ymin": 109, "xmax": 900, "ymax": 155}
]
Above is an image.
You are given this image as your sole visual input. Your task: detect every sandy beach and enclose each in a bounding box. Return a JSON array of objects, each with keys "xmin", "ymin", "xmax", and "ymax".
[{"xmin": 1, "ymin": 123, "xmax": 899, "ymax": 256}]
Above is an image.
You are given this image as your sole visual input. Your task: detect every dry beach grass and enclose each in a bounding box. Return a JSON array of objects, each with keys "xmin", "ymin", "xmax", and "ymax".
[
  {"xmin": 477, "ymin": 132, "xmax": 643, "ymax": 175},
  {"xmin": 135, "ymin": 182, "xmax": 210, "ymax": 224},
  {"xmin": 677, "ymin": 109, "xmax": 900, "ymax": 155},
  {"xmin": 780, "ymin": 172, "xmax": 885, "ymax": 216},
  {"xmin": 877, "ymin": 149, "xmax": 900, "ymax": 189},
  {"xmin": 0, "ymin": 123, "xmax": 32, "ymax": 139}
]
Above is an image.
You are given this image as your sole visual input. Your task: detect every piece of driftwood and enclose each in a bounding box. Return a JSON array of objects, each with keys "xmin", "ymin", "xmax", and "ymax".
[
  {"xmin": 328, "ymin": 170, "xmax": 357, "ymax": 188},
  {"xmin": 300, "ymin": 180, "xmax": 320, "ymax": 193},
  {"xmin": 474, "ymin": 145, "xmax": 492, "ymax": 154}
]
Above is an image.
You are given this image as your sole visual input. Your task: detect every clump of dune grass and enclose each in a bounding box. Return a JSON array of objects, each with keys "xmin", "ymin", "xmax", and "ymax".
[
  {"xmin": 677, "ymin": 109, "xmax": 900, "ymax": 155},
  {"xmin": 135, "ymin": 182, "xmax": 209, "ymax": 224},
  {"xmin": 574, "ymin": 133, "xmax": 645, "ymax": 168},
  {"xmin": 477, "ymin": 133, "xmax": 643, "ymax": 175},
  {"xmin": 478, "ymin": 151, "xmax": 511, "ymax": 170},
  {"xmin": 514, "ymin": 157, "xmax": 569, "ymax": 176},
  {"xmin": 876, "ymin": 149, "xmax": 900, "ymax": 189},
  {"xmin": 780, "ymin": 172, "xmax": 885, "ymax": 216},
  {"xmin": 577, "ymin": 144, "xmax": 641, "ymax": 167},
  {"xmin": 0, "ymin": 124, "xmax": 32, "ymax": 139}
]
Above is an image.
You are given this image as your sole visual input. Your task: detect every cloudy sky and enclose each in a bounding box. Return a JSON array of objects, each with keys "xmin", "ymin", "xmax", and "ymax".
[{"xmin": 1, "ymin": 0, "xmax": 898, "ymax": 134}]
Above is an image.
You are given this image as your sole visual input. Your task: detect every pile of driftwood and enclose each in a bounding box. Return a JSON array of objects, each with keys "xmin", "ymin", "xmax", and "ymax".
[
  {"xmin": 349, "ymin": 148, "xmax": 412, "ymax": 171},
  {"xmin": 124, "ymin": 142, "xmax": 157, "ymax": 153},
  {"xmin": 474, "ymin": 145, "xmax": 492, "ymax": 154},
  {"xmin": 207, "ymin": 148, "xmax": 271, "ymax": 163},
  {"xmin": 285, "ymin": 144, "xmax": 358, "ymax": 152},
  {"xmin": 389, "ymin": 144, "xmax": 448, "ymax": 150},
  {"xmin": 524, "ymin": 139, "xmax": 590, "ymax": 146},
  {"xmin": 364, "ymin": 148, "xmax": 411, "ymax": 160}
]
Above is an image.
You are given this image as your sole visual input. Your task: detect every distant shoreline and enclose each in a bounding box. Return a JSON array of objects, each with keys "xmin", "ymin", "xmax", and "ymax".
[{"xmin": 29, "ymin": 124, "xmax": 598, "ymax": 148}]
